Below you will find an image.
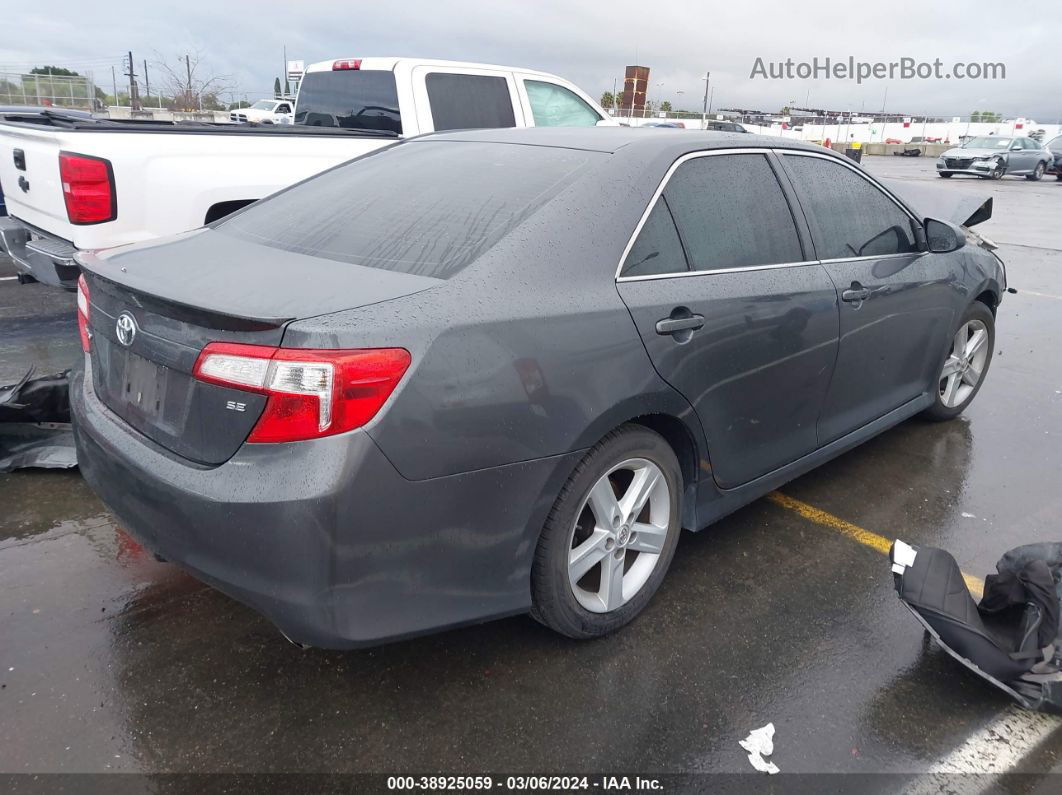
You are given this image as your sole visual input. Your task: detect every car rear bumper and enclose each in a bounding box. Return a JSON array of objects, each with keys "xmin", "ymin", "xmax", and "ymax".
[
  {"xmin": 70, "ymin": 358, "xmax": 580, "ymax": 648},
  {"xmin": 0, "ymin": 216, "xmax": 79, "ymax": 288}
]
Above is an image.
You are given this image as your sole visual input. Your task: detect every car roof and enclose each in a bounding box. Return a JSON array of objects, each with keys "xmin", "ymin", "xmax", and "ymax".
[{"xmin": 418, "ymin": 126, "xmax": 828, "ymax": 156}]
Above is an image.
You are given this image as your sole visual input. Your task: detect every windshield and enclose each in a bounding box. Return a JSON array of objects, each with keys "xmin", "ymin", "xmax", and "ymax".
[
  {"xmin": 217, "ymin": 140, "xmax": 604, "ymax": 279},
  {"xmin": 294, "ymin": 70, "xmax": 402, "ymax": 133},
  {"xmin": 963, "ymin": 137, "xmax": 1011, "ymax": 149},
  {"xmin": 251, "ymin": 101, "xmax": 276, "ymax": 110}
]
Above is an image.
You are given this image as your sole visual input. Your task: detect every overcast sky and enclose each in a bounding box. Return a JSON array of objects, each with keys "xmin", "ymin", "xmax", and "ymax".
[{"xmin": 2, "ymin": 0, "xmax": 1058, "ymax": 120}]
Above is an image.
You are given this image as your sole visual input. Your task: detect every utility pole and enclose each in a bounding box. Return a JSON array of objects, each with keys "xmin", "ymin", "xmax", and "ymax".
[
  {"xmin": 701, "ymin": 72, "xmax": 710, "ymax": 128},
  {"xmin": 111, "ymin": 65, "xmax": 118, "ymax": 107},
  {"xmin": 185, "ymin": 54, "xmax": 193, "ymax": 111},
  {"xmin": 124, "ymin": 52, "xmax": 141, "ymax": 111}
]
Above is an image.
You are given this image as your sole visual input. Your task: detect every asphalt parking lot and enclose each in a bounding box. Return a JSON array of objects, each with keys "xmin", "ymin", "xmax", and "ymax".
[{"xmin": 1, "ymin": 155, "xmax": 1061, "ymax": 787}]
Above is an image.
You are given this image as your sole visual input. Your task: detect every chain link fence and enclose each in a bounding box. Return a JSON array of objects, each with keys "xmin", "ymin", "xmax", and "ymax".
[{"xmin": 0, "ymin": 72, "xmax": 96, "ymax": 110}]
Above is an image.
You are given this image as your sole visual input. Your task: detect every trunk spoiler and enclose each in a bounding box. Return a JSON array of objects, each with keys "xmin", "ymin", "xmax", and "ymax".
[{"xmin": 883, "ymin": 179, "xmax": 993, "ymax": 228}]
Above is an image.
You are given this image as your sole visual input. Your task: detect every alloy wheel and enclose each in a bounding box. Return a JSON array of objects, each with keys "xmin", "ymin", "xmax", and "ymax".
[
  {"xmin": 939, "ymin": 319, "xmax": 990, "ymax": 408},
  {"xmin": 567, "ymin": 458, "xmax": 671, "ymax": 613}
]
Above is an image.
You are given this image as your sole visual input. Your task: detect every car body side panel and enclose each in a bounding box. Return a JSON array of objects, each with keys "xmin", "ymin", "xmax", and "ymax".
[
  {"xmin": 816, "ymin": 251, "xmax": 963, "ymax": 443},
  {"xmin": 618, "ymin": 266, "xmax": 840, "ymax": 488}
]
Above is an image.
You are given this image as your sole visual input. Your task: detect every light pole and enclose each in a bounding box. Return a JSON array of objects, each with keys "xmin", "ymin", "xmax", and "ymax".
[{"xmin": 701, "ymin": 72, "xmax": 710, "ymax": 129}]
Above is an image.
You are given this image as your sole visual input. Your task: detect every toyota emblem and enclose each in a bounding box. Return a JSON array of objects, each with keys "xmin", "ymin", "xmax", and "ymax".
[{"xmin": 115, "ymin": 312, "xmax": 137, "ymax": 347}]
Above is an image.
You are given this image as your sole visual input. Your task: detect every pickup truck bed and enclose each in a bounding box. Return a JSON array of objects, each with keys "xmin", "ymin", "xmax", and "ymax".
[{"xmin": 0, "ymin": 112, "xmax": 397, "ymax": 287}]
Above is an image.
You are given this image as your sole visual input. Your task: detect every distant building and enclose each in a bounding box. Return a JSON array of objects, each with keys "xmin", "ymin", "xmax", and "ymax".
[{"xmin": 619, "ymin": 65, "xmax": 649, "ymax": 115}]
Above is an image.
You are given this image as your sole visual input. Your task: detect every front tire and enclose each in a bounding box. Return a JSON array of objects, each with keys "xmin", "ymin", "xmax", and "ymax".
[
  {"xmin": 1027, "ymin": 162, "xmax": 1046, "ymax": 181},
  {"xmin": 530, "ymin": 425, "xmax": 682, "ymax": 639},
  {"xmin": 989, "ymin": 162, "xmax": 1005, "ymax": 180},
  {"xmin": 938, "ymin": 172, "xmax": 953, "ymax": 178},
  {"xmin": 921, "ymin": 302, "xmax": 995, "ymax": 422}
]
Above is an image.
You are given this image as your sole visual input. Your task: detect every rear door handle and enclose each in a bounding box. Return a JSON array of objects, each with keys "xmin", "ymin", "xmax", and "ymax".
[
  {"xmin": 655, "ymin": 315, "xmax": 705, "ymax": 335},
  {"xmin": 841, "ymin": 286, "xmax": 871, "ymax": 303}
]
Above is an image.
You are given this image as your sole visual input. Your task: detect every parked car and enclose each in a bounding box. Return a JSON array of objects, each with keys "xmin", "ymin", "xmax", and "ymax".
[
  {"xmin": 229, "ymin": 99, "xmax": 294, "ymax": 124},
  {"xmin": 936, "ymin": 136, "xmax": 1051, "ymax": 180},
  {"xmin": 71, "ymin": 127, "xmax": 1006, "ymax": 649},
  {"xmin": 1045, "ymin": 135, "xmax": 1062, "ymax": 180},
  {"xmin": 705, "ymin": 120, "xmax": 747, "ymax": 133},
  {"xmin": 0, "ymin": 58, "xmax": 613, "ymax": 288}
]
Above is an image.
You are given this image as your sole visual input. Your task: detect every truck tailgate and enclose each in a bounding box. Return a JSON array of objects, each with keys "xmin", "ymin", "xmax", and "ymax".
[{"xmin": 0, "ymin": 124, "xmax": 70, "ymax": 234}]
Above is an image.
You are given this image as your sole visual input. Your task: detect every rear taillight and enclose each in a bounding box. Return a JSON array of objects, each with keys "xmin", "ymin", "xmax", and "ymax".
[
  {"xmin": 332, "ymin": 59, "xmax": 362, "ymax": 70},
  {"xmin": 76, "ymin": 274, "xmax": 91, "ymax": 352},
  {"xmin": 192, "ymin": 343, "xmax": 411, "ymax": 443},
  {"xmin": 59, "ymin": 152, "xmax": 116, "ymax": 225}
]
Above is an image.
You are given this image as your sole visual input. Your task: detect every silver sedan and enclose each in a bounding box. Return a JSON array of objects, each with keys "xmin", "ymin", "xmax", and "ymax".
[{"xmin": 936, "ymin": 136, "xmax": 1051, "ymax": 180}]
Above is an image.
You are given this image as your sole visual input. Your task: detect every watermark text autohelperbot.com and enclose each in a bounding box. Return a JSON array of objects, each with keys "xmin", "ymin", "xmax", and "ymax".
[{"xmin": 750, "ymin": 56, "xmax": 1005, "ymax": 83}]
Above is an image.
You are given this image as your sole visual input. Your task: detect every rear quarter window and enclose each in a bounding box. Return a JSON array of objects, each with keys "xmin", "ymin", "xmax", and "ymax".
[
  {"xmin": 216, "ymin": 141, "xmax": 603, "ymax": 279},
  {"xmin": 426, "ymin": 73, "xmax": 516, "ymax": 132}
]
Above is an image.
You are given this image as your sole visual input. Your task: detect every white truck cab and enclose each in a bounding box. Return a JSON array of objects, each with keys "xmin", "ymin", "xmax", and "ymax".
[
  {"xmin": 0, "ymin": 57, "xmax": 613, "ymax": 288},
  {"xmin": 295, "ymin": 57, "xmax": 612, "ymax": 134}
]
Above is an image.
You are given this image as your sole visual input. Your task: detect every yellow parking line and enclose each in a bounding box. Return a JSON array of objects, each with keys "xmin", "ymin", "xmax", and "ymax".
[{"xmin": 767, "ymin": 491, "xmax": 984, "ymax": 599}]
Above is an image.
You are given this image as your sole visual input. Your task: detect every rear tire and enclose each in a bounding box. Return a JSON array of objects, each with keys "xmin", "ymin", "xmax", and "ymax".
[
  {"xmin": 1027, "ymin": 162, "xmax": 1046, "ymax": 181},
  {"xmin": 921, "ymin": 302, "xmax": 995, "ymax": 422},
  {"xmin": 938, "ymin": 172, "xmax": 953, "ymax": 178},
  {"xmin": 530, "ymin": 425, "xmax": 682, "ymax": 639}
]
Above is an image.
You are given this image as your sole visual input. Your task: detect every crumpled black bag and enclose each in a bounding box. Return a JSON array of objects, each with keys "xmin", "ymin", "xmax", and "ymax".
[{"xmin": 980, "ymin": 557, "xmax": 1060, "ymax": 651}]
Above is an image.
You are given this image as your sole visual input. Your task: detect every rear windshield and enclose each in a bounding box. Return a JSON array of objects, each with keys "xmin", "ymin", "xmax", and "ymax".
[
  {"xmin": 216, "ymin": 141, "xmax": 603, "ymax": 279},
  {"xmin": 294, "ymin": 70, "xmax": 402, "ymax": 134}
]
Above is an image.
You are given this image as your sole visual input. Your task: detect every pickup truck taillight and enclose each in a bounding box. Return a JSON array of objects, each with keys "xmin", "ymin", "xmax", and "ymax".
[
  {"xmin": 192, "ymin": 343, "xmax": 411, "ymax": 443},
  {"xmin": 59, "ymin": 152, "xmax": 116, "ymax": 224},
  {"xmin": 76, "ymin": 274, "xmax": 91, "ymax": 352},
  {"xmin": 332, "ymin": 59, "xmax": 362, "ymax": 70}
]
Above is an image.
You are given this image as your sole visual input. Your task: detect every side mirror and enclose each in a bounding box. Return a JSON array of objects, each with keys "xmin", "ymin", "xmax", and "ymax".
[
  {"xmin": 924, "ymin": 218, "xmax": 963, "ymax": 254},
  {"xmin": 1010, "ymin": 143, "xmax": 1022, "ymax": 151}
]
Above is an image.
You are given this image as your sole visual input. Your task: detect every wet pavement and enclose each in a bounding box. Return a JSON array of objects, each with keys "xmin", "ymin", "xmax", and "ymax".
[{"xmin": 1, "ymin": 156, "xmax": 1061, "ymax": 785}]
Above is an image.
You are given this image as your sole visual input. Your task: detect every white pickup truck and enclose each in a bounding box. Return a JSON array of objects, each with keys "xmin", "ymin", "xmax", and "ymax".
[
  {"xmin": 0, "ymin": 57, "xmax": 613, "ymax": 287},
  {"xmin": 229, "ymin": 98, "xmax": 295, "ymax": 124}
]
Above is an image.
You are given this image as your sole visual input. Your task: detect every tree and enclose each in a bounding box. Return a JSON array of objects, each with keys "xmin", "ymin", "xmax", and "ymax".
[
  {"xmin": 30, "ymin": 66, "xmax": 80, "ymax": 77},
  {"xmin": 600, "ymin": 91, "xmax": 615, "ymax": 110},
  {"xmin": 780, "ymin": 105, "xmax": 791, "ymax": 115},
  {"xmin": 153, "ymin": 51, "xmax": 232, "ymax": 112},
  {"xmin": 274, "ymin": 77, "xmax": 281, "ymax": 97},
  {"xmin": 660, "ymin": 100, "xmax": 672, "ymax": 113}
]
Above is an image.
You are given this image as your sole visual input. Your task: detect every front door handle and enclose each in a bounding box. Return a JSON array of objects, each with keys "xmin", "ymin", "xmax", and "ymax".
[
  {"xmin": 841, "ymin": 285, "xmax": 871, "ymax": 303},
  {"xmin": 656, "ymin": 314, "xmax": 705, "ymax": 335}
]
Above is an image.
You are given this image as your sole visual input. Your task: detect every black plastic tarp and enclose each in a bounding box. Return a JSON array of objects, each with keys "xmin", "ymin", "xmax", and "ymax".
[{"xmin": 0, "ymin": 369, "xmax": 77, "ymax": 473}]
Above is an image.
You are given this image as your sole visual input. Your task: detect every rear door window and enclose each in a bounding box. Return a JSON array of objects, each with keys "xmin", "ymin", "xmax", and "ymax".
[
  {"xmin": 524, "ymin": 80, "xmax": 601, "ymax": 127},
  {"xmin": 620, "ymin": 199, "xmax": 688, "ymax": 278},
  {"xmin": 426, "ymin": 73, "xmax": 516, "ymax": 131},
  {"xmin": 294, "ymin": 70, "xmax": 402, "ymax": 133},
  {"xmin": 217, "ymin": 141, "xmax": 603, "ymax": 279},
  {"xmin": 662, "ymin": 153, "xmax": 804, "ymax": 271},
  {"xmin": 783, "ymin": 154, "xmax": 918, "ymax": 260}
]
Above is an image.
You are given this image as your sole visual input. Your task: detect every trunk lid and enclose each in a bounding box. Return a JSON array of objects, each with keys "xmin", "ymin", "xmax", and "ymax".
[{"xmin": 80, "ymin": 229, "xmax": 441, "ymax": 465}]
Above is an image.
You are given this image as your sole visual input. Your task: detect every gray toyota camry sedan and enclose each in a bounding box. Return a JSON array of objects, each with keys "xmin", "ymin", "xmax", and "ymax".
[{"xmin": 71, "ymin": 128, "xmax": 1006, "ymax": 648}]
